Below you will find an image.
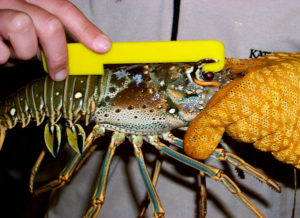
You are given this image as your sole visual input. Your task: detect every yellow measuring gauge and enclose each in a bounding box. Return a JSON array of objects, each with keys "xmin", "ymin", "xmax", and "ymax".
[{"xmin": 42, "ymin": 40, "xmax": 225, "ymax": 75}]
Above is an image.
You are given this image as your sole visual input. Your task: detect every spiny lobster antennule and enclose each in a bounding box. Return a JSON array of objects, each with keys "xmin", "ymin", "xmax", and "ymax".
[
  {"xmin": 66, "ymin": 124, "xmax": 86, "ymax": 154},
  {"xmin": 0, "ymin": 126, "xmax": 6, "ymax": 150}
]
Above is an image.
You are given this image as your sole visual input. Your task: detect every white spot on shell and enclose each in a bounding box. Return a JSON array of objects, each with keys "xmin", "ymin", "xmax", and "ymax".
[
  {"xmin": 160, "ymin": 80, "xmax": 165, "ymax": 86},
  {"xmin": 56, "ymin": 92, "xmax": 60, "ymax": 96},
  {"xmin": 10, "ymin": 108, "xmax": 16, "ymax": 116},
  {"xmin": 133, "ymin": 74, "xmax": 142, "ymax": 86},
  {"xmin": 116, "ymin": 69, "xmax": 130, "ymax": 79},
  {"xmin": 169, "ymin": 66, "xmax": 176, "ymax": 70},
  {"xmin": 169, "ymin": 108, "xmax": 176, "ymax": 114},
  {"xmin": 74, "ymin": 92, "xmax": 83, "ymax": 99}
]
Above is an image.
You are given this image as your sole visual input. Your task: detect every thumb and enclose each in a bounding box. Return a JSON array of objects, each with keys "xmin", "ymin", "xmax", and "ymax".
[{"xmin": 184, "ymin": 78, "xmax": 247, "ymax": 159}]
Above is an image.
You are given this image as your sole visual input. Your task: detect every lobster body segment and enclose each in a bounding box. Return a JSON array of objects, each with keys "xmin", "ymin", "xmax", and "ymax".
[{"xmin": 94, "ymin": 63, "xmax": 224, "ymax": 134}]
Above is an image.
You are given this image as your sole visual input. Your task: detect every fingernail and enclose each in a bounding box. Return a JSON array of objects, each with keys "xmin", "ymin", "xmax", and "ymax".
[
  {"xmin": 94, "ymin": 35, "xmax": 111, "ymax": 53},
  {"xmin": 54, "ymin": 69, "xmax": 67, "ymax": 81}
]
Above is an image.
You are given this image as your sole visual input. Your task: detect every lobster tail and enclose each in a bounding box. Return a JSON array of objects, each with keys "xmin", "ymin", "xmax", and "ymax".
[
  {"xmin": 44, "ymin": 123, "xmax": 62, "ymax": 157},
  {"xmin": 0, "ymin": 75, "xmax": 101, "ymax": 154},
  {"xmin": 66, "ymin": 124, "xmax": 86, "ymax": 154}
]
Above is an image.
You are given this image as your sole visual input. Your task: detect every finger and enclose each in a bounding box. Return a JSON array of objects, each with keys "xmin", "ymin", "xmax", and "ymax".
[
  {"xmin": 184, "ymin": 114, "xmax": 225, "ymax": 160},
  {"xmin": 0, "ymin": 9, "xmax": 38, "ymax": 60},
  {"xmin": 0, "ymin": 39, "xmax": 10, "ymax": 64},
  {"xmin": 184, "ymin": 79, "xmax": 243, "ymax": 160},
  {"xmin": 26, "ymin": 0, "xmax": 112, "ymax": 53},
  {"xmin": 5, "ymin": 2, "xmax": 69, "ymax": 81},
  {"xmin": 35, "ymin": 14, "xmax": 68, "ymax": 81}
]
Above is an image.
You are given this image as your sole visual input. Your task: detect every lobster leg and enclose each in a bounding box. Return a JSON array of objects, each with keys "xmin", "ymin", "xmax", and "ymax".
[
  {"xmin": 138, "ymin": 155, "xmax": 163, "ymax": 218},
  {"xmin": 85, "ymin": 132, "xmax": 125, "ymax": 218},
  {"xmin": 199, "ymin": 171, "xmax": 207, "ymax": 218},
  {"xmin": 211, "ymin": 148, "xmax": 281, "ymax": 192},
  {"xmin": 161, "ymin": 132, "xmax": 183, "ymax": 148},
  {"xmin": 131, "ymin": 135, "xmax": 165, "ymax": 218},
  {"xmin": 29, "ymin": 147, "xmax": 47, "ymax": 193},
  {"xmin": 138, "ymin": 131, "xmax": 190, "ymax": 217},
  {"xmin": 146, "ymin": 135, "xmax": 265, "ymax": 218},
  {"xmin": 0, "ymin": 126, "xmax": 6, "ymax": 150},
  {"xmin": 162, "ymin": 132, "xmax": 208, "ymax": 218},
  {"xmin": 162, "ymin": 134, "xmax": 280, "ymax": 192},
  {"xmin": 30, "ymin": 125, "xmax": 105, "ymax": 195}
]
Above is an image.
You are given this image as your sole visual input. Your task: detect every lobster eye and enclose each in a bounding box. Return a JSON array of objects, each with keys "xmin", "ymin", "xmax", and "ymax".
[{"xmin": 202, "ymin": 72, "xmax": 214, "ymax": 81}]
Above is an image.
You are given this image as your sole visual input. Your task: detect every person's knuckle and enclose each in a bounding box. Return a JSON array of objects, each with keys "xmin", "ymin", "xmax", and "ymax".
[
  {"xmin": 80, "ymin": 22, "xmax": 94, "ymax": 35},
  {"xmin": 59, "ymin": 1, "xmax": 77, "ymax": 14},
  {"xmin": 49, "ymin": 53, "xmax": 67, "ymax": 68},
  {"xmin": 10, "ymin": 12, "xmax": 33, "ymax": 33},
  {"xmin": 44, "ymin": 16, "xmax": 63, "ymax": 36}
]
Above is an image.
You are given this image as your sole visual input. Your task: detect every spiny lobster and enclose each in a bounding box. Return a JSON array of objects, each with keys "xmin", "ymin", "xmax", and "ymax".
[{"xmin": 0, "ymin": 58, "xmax": 283, "ymax": 218}]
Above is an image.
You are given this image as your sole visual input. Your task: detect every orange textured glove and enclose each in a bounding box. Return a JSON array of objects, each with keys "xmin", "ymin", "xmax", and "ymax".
[{"xmin": 184, "ymin": 53, "xmax": 300, "ymax": 168}]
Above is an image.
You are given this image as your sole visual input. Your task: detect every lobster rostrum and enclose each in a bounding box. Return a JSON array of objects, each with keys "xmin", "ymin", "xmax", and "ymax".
[{"xmin": 0, "ymin": 59, "xmax": 280, "ymax": 218}]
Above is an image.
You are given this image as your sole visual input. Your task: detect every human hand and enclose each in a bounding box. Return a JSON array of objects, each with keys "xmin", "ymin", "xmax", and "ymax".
[
  {"xmin": 0, "ymin": 0, "xmax": 111, "ymax": 81},
  {"xmin": 184, "ymin": 53, "xmax": 300, "ymax": 168}
]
